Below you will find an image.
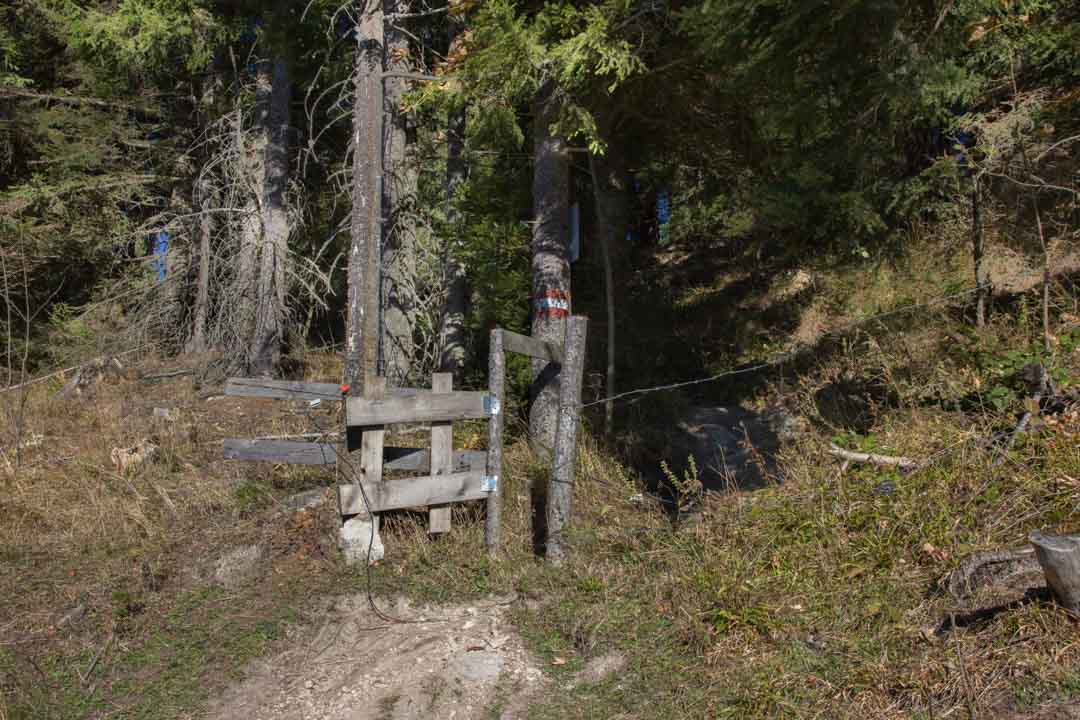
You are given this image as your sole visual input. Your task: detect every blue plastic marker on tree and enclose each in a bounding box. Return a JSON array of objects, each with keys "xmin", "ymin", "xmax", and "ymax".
[{"xmin": 151, "ymin": 230, "xmax": 169, "ymax": 281}]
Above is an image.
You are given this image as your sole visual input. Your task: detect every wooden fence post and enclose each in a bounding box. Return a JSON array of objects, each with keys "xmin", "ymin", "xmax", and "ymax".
[
  {"xmin": 485, "ymin": 329, "xmax": 505, "ymax": 554},
  {"xmin": 546, "ymin": 315, "xmax": 587, "ymax": 565},
  {"xmin": 429, "ymin": 373, "xmax": 453, "ymax": 534},
  {"xmin": 360, "ymin": 375, "xmax": 387, "ymax": 500}
]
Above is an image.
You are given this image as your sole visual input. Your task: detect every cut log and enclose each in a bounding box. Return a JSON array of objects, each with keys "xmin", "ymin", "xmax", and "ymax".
[{"xmin": 1030, "ymin": 531, "xmax": 1080, "ymax": 612}]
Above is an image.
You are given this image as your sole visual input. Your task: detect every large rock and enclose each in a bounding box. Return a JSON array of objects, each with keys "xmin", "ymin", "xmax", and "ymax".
[
  {"xmin": 214, "ymin": 544, "xmax": 265, "ymax": 589},
  {"xmin": 339, "ymin": 515, "xmax": 384, "ymax": 566},
  {"xmin": 655, "ymin": 405, "xmax": 802, "ymax": 493}
]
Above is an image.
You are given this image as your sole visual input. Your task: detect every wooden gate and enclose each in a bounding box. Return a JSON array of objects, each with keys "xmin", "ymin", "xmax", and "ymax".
[{"xmin": 222, "ymin": 316, "xmax": 586, "ymax": 560}]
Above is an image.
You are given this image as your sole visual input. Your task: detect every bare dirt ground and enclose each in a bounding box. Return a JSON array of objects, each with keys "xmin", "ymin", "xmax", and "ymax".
[{"xmin": 204, "ymin": 594, "xmax": 545, "ymax": 720}]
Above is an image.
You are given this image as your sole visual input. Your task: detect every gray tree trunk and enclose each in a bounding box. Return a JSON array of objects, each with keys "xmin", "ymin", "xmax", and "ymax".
[
  {"xmin": 588, "ymin": 143, "xmax": 629, "ymax": 436},
  {"xmin": 185, "ymin": 191, "xmax": 212, "ymax": 354},
  {"xmin": 249, "ymin": 58, "xmax": 292, "ymax": 376},
  {"xmin": 528, "ymin": 82, "xmax": 571, "ymax": 456},
  {"xmin": 972, "ymin": 178, "xmax": 988, "ymax": 328},
  {"xmin": 344, "ymin": 8, "xmax": 384, "ymax": 392},
  {"xmin": 380, "ymin": 0, "xmax": 419, "ymax": 385},
  {"xmin": 235, "ymin": 65, "xmax": 270, "ymax": 354},
  {"xmin": 438, "ymin": 37, "xmax": 468, "ymax": 379}
]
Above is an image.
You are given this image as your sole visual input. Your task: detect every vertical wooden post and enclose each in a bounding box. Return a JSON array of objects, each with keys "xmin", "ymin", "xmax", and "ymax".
[
  {"xmin": 546, "ymin": 316, "xmax": 587, "ymax": 565},
  {"xmin": 429, "ymin": 372, "xmax": 453, "ymax": 534},
  {"xmin": 360, "ymin": 375, "xmax": 386, "ymax": 506},
  {"xmin": 485, "ymin": 329, "xmax": 505, "ymax": 555}
]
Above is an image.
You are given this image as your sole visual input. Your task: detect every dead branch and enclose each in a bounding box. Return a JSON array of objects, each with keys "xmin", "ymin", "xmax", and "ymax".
[{"xmin": 827, "ymin": 443, "xmax": 920, "ymax": 471}]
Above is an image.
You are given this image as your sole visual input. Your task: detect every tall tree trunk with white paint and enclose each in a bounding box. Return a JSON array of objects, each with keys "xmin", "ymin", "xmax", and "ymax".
[
  {"xmin": 528, "ymin": 82, "xmax": 571, "ymax": 455},
  {"xmin": 344, "ymin": 8, "xmax": 384, "ymax": 392}
]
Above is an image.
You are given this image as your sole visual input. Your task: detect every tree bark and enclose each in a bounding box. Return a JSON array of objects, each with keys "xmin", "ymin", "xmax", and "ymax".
[
  {"xmin": 528, "ymin": 82, "xmax": 571, "ymax": 456},
  {"xmin": 186, "ymin": 176, "xmax": 212, "ymax": 354},
  {"xmin": 438, "ymin": 32, "xmax": 468, "ymax": 379},
  {"xmin": 344, "ymin": 8, "xmax": 384, "ymax": 393},
  {"xmin": 236, "ymin": 65, "xmax": 270, "ymax": 353},
  {"xmin": 380, "ymin": 0, "xmax": 419, "ymax": 385},
  {"xmin": 588, "ymin": 142, "xmax": 629, "ymax": 436},
  {"xmin": 249, "ymin": 58, "xmax": 292, "ymax": 376},
  {"xmin": 972, "ymin": 177, "xmax": 988, "ymax": 328}
]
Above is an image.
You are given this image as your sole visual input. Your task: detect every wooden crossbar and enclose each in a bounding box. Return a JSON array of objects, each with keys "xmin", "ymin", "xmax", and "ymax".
[
  {"xmin": 499, "ymin": 329, "xmax": 563, "ymax": 363},
  {"xmin": 225, "ymin": 378, "xmax": 432, "ymax": 402},
  {"xmin": 346, "ymin": 391, "xmax": 491, "ymax": 426},
  {"xmin": 338, "ymin": 471, "xmax": 490, "ymax": 515},
  {"xmin": 223, "ymin": 440, "xmax": 485, "ymax": 471}
]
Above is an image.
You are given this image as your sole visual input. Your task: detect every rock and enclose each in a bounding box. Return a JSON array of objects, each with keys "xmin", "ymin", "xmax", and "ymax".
[
  {"xmin": 575, "ymin": 651, "xmax": 626, "ymax": 686},
  {"xmin": 656, "ymin": 405, "xmax": 798, "ymax": 492},
  {"xmin": 153, "ymin": 407, "xmax": 178, "ymax": 422},
  {"xmin": 339, "ymin": 515, "xmax": 384, "ymax": 566},
  {"xmin": 283, "ymin": 489, "xmax": 327, "ymax": 513},
  {"xmin": 453, "ymin": 651, "xmax": 504, "ymax": 683},
  {"xmin": 214, "ymin": 544, "xmax": 265, "ymax": 589}
]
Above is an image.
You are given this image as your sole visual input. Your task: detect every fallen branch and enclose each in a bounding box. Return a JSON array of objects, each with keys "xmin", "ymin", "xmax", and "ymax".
[
  {"xmin": 827, "ymin": 443, "xmax": 920, "ymax": 471},
  {"xmin": 140, "ymin": 369, "xmax": 194, "ymax": 382}
]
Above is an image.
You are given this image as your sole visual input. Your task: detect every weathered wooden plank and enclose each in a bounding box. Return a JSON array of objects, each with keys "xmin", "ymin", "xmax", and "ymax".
[
  {"xmin": 360, "ymin": 377, "xmax": 386, "ymax": 486},
  {"xmin": 338, "ymin": 471, "xmax": 489, "ymax": 515},
  {"xmin": 500, "ymin": 329, "xmax": 563, "ymax": 364},
  {"xmin": 226, "ymin": 378, "xmax": 431, "ymax": 402},
  {"xmin": 546, "ymin": 316, "xmax": 588, "ymax": 565},
  {"xmin": 226, "ymin": 378, "xmax": 343, "ymax": 401},
  {"xmin": 221, "ymin": 440, "xmax": 483, "ymax": 471},
  {"xmin": 429, "ymin": 373, "xmax": 453, "ymax": 534},
  {"xmin": 485, "ymin": 328, "xmax": 505, "ymax": 555},
  {"xmin": 223, "ymin": 439, "xmax": 339, "ymax": 465},
  {"xmin": 346, "ymin": 391, "xmax": 491, "ymax": 426}
]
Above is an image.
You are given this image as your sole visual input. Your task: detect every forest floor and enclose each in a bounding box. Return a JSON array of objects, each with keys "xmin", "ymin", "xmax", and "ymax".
[{"xmin": 4, "ymin": 237, "xmax": 1080, "ymax": 719}]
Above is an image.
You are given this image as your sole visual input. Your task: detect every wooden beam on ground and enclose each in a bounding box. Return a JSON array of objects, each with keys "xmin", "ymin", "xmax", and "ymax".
[
  {"xmin": 346, "ymin": 391, "xmax": 492, "ymax": 426},
  {"xmin": 384, "ymin": 447, "xmax": 485, "ymax": 473},
  {"xmin": 226, "ymin": 378, "xmax": 343, "ymax": 401},
  {"xmin": 499, "ymin": 329, "xmax": 563, "ymax": 364},
  {"xmin": 485, "ymin": 328, "xmax": 506, "ymax": 555},
  {"xmin": 223, "ymin": 439, "xmax": 339, "ymax": 465},
  {"xmin": 428, "ymin": 373, "xmax": 453, "ymax": 534},
  {"xmin": 338, "ymin": 471, "xmax": 489, "ymax": 514}
]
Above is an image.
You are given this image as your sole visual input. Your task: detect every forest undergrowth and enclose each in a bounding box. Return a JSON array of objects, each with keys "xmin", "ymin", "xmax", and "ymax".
[{"xmin": 2, "ymin": 241, "xmax": 1080, "ymax": 719}]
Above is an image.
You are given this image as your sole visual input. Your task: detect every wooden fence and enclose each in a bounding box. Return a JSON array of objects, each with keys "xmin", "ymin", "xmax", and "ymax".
[{"xmin": 223, "ymin": 316, "xmax": 587, "ymax": 560}]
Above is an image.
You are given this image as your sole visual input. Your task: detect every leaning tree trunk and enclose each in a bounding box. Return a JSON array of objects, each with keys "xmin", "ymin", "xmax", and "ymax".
[
  {"xmin": 344, "ymin": 7, "xmax": 384, "ymax": 393},
  {"xmin": 588, "ymin": 137, "xmax": 630, "ymax": 437},
  {"xmin": 528, "ymin": 82, "xmax": 571, "ymax": 456},
  {"xmin": 249, "ymin": 58, "xmax": 292, "ymax": 376},
  {"xmin": 379, "ymin": 0, "xmax": 419, "ymax": 385},
  {"xmin": 437, "ymin": 18, "xmax": 469, "ymax": 379}
]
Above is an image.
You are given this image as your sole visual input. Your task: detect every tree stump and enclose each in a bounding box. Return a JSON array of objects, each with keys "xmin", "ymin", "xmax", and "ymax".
[{"xmin": 1030, "ymin": 531, "xmax": 1080, "ymax": 613}]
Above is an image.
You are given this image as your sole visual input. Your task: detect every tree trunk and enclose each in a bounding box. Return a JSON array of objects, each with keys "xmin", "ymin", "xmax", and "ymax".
[
  {"xmin": 236, "ymin": 65, "xmax": 270, "ymax": 353},
  {"xmin": 344, "ymin": 8, "xmax": 384, "ymax": 393},
  {"xmin": 528, "ymin": 82, "xmax": 571, "ymax": 456},
  {"xmin": 972, "ymin": 177, "xmax": 988, "ymax": 328},
  {"xmin": 380, "ymin": 0, "xmax": 419, "ymax": 385},
  {"xmin": 438, "ymin": 26, "xmax": 468, "ymax": 379},
  {"xmin": 186, "ymin": 194, "xmax": 212, "ymax": 354},
  {"xmin": 588, "ymin": 143, "xmax": 629, "ymax": 436},
  {"xmin": 249, "ymin": 58, "xmax": 292, "ymax": 376}
]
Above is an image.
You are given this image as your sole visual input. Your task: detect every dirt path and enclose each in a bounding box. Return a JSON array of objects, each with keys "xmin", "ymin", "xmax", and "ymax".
[{"xmin": 204, "ymin": 594, "xmax": 544, "ymax": 720}]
